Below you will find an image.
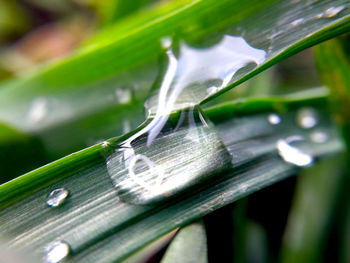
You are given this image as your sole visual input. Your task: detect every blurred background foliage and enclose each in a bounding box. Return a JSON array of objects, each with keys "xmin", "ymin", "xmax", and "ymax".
[{"xmin": 0, "ymin": 0, "xmax": 348, "ymax": 262}]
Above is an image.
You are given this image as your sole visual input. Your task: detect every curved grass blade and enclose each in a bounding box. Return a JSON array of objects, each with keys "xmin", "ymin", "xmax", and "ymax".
[{"xmin": 0, "ymin": 0, "xmax": 348, "ymax": 161}]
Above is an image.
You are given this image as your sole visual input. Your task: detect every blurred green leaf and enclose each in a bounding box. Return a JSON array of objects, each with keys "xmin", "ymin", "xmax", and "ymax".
[
  {"xmin": 314, "ymin": 35, "xmax": 350, "ymax": 263},
  {"xmin": 160, "ymin": 221, "xmax": 207, "ymax": 263},
  {"xmin": 281, "ymin": 155, "xmax": 346, "ymax": 263},
  {"xmin": 315, "ymin": 36, "xmax": 350, "ymax": 143}
]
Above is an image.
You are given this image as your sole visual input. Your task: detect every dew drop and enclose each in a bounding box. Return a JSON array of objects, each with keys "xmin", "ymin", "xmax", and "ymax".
[
  {"xmin": 310, "ymin": 130, "xmax": 328, "ymax": 143},
  {"xmin": 291, "ymin": 18, "xmax": 305, "ymax": 26},
  {"xmin": 146, "ymin": 35, "xmax": 267, "ymax": 115},
  {"xmin": 28, "ymin": 97, "xmax": 48, "ymax": 124},
  {"xmin": 268, "ymin": 113, "xmax": 281, "ymax": 125},
  {"xmin": 161, "ymin": 37, "xmax": 172, "ymax": 49},
  {"xmin": 115, "ymin": 88, "xmax": 131, "ymax": 104},
  {"xmin": 46, "ymin": 188, "xmax": 69, "ymax": 207},
  {"xmin": 317, "ymin": 5, "xmax": 346, "ymax": 18},
  {"xmin": 296, "ymin": 108, "xmax": 318, "ymax": 129},
  {"xmin": 106, "ymin": 107, "xmax": 232, "ymax": 205},
  {"xmin": 102, "ymin": 141, "xmax": 110, "ymax": 148},
  {"xmin": 43, "ymin": 241, "xmax": 70, "ymax": 263},
  {"xmin": 276, "ymin": 136, "xmax": 313, "ymax": 167}
]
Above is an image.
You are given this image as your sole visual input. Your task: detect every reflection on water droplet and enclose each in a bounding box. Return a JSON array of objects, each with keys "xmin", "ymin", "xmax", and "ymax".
[
  {"xmin": 43, "ymin": 241, "xmax": 69, "ymax": 263},
  {"xmin": 296, "ymin": 108, "xmax": 318, "ymax": 129},
  {"xmin": 317, "ymin": 5, "xmax": 345, "ymax": 18},
  {"xmin": 128, "ymin": 154, "xmax": 165, "ymax": 192},
  {"xmin": 291, "ymin": 18, "xmax": 305, "ymax": 26},
  {"xmin": 310, "ymin": 130, "xmax": 328, "ymax": 143},
  {"xmin": 277, "ymin": 136, "xmax": 313, "ymax": 167},
  {"xmin": 46, "ymin": 188, "xmax": 69, "ymax": 207},
  {"xmin": 28, "ymin": 97, "xmax": 48, "ymax": 124},
  {"xmin": 115, "ymin": 89, "xmax": 131, "ymax": 104},
  {"xmin": 268, "ymin": 114, "xmax": 281, "ymax": 125}
]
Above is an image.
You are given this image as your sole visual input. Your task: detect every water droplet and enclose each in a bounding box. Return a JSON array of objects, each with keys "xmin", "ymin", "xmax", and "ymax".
[
  {"xmin": 161, "ymin": 37, "xmax": 172, "ymax": 49},
  {"xmin": 28, "ymin": 97, "xmax": 48, "ymax": 123},
  {"xmin": 102, "ymin": 141, "xmax": 110, "ymax": 148},
  {"xmin": 115, "ymin": 88, "xmax": 131, "ymax": 104},
  {"xmin": 291, "ymin": 18, "xmax": 305, "ymax": 26},
  {"xmin": 268, "ymin": 114, "xmax": 281, "ymax": 125},
  {"xmin": 43, "ymin": 241, "xmax": 70, "ymax": 263},
  {"xmin": 310, "ymin": 130, "xmax": 328, "ymax": 143},
  {"xmin": 317, "ymin": 6, "xmax": 345, "ymax": 18},
  {"xmin": 276, "ymin": 136, "xmax": 313, "ymax": 167},
  {"xmin": 46, "ymin": 188, "xmax": 69, "ymax": 207},
  {"xmin": 296, "ymin": 108, "xmax": 318, "ymax": 129},
  {"xmin": 146, "ymin": 35, "xmax": 266, "ymax": 115},
  {"xmin": 106, "ymin": 107, "xmax": 232, "ymax": 204}
]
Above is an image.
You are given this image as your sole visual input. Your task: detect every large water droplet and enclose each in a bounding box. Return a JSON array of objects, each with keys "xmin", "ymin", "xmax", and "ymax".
[
  {"xmin": 28, "ymin": 97, "xmax": 48, "ymax": 124},
  {"xmin": 106, "ymin": 106, "xmax": 232, "ymax": 205},
  {"xmin": 276, "ymin": 136, "xmax": 313, "ymax": 167},
  {"xmin": 268, "ymin": 114, "xmax": 281, "ymax": 125},
  {"xmin": 296, "ymin": 108, "xmax": 318, "ymax": 129},
  {"xmin": 46, "ymin": 188, "xmax": 69, "ymax": 207},
  {"xmin": 43, "ymin": 241, "xmax": 70, "ymax": 263}
]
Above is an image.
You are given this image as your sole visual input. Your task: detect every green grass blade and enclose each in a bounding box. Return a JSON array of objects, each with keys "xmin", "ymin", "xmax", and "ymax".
[{"xmin": 0, "ymin": 90, "xmax": 344, "ymax": 262}]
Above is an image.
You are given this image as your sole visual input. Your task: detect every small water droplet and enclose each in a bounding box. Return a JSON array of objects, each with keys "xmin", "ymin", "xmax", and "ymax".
[
  {"xmin": 310, "ymin": 130, "xmax": 328, "ymax": 143},
  {"xmin": 268, "ymin": 114, "xmax": 281, "ymax": 125},
  {"xmin": 102, "ymin": 141, "xmax": 110, "ymax": 148},
  {"xmin": 115, "ymin": 88, "xmax": 131, "ymax": 104},
  {"xmin": 317, "ymin": 6, "xmax": 346, "ymax": 18},
  {"xmin": 296, "ymin": 108, "xmax": 318, "ymax": 129},
  {"xmin": 161, "ymin": 37, "xmax": 172, "ymax": 49},
  {"xmin": 43, "ymin": 241, "xmax": 70, "ymax": 263},
  {"xmin": 276, "ymin": 136, "xmax": 313, "ymax": 167},
  {"xmin": 291, "ymin": 18, "xmax": 305, "ymax": 26},
  {"xmin": 28, "ymin": 97, "xmax": 48, "ymax": 123},
  {"xmin": 46, "ymin": 188, "xmax": 69, "ymax": 207}
]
